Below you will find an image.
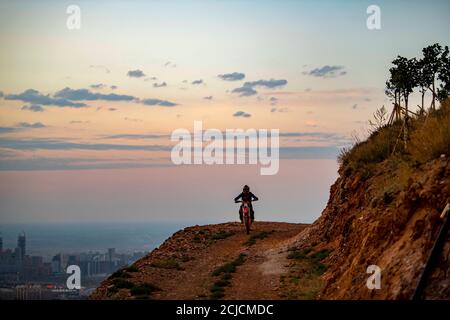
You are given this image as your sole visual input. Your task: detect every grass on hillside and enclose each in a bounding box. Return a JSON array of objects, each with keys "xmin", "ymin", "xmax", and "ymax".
[
  {"xmin": 338, "ymin": 99, "xmax": 450, "ymax": 179},
  {"xmin": 209, "ymin": 253, "xmax": 247, "ymax": 299}
]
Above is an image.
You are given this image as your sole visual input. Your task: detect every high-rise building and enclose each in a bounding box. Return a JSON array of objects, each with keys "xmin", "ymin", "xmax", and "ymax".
[
  {"xmin": 17, "ymin": 233, "xmax": 26, "ymax": 260},
  {"xmin": 0, "ymin": 235, "xmax": 3, "ymax": 253},
  {"xmin": 108, "ymin": 248, "xmax": 115, "ymax": 262},
  {"xmin": 51, "ymin": 254, "xmax": 62, "ymax": 273}
]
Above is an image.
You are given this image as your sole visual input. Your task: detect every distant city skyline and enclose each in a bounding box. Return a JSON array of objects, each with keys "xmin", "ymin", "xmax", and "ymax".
[{"xmin": 0, "ymin": 0, "xmax": 449, "ymax": 224}]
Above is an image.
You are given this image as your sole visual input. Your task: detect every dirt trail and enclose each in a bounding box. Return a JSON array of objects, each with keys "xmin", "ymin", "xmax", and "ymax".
[{"xmin": 91, "ymin": 221, "xmax": 308, "ymax": 300}]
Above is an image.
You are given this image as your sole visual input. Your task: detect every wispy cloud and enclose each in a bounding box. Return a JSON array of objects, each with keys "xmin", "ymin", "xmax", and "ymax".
[
  {"xmin": 5, "ymin": 89, "xmax": 87, "ymax": 108},
  {"xmin": 191, "ymin": 79, "xmax": 204, "ymax": 85},
  {"xmin": 90, "ymin": 83, "xmax": 106, "ymax": 89},
  {"xmin": 302, "ymin": 65, "xmax": 347, "ymax": 78},
  {"xmin": 232, "ymin": 79, "xmax": 287, "ymax": 97},
  {"xmin": 244, "ymin": 79, "xmax": 287, "ymax": 89},
  {"xmin": 101, "ymin": 133, "xmax": 168, "ymax": 140},
  {"xmin": 232, "ymin": 86, "xmax": 257, "ymax": 97},
  {"xmin": 21, "ymin": 104, "xmax": 44, "ymax": 112},
  {"xmin": 140, "ymin": 98, "xmax": 178, "ymax": 107},
  {"xmin": 218, "ymin": 72, "xmax": 245, "ymax": 81},
  {"xmin": 17, "ymin": 122, "xmax": 46, "ymax": 128},
  {"xmin": 164, "ymin": 61, "xmax": 176, "ymax": 68},
  {"xmin": 54, "ymin": 87, "xmax": 135, "ymax": 101},
  {"xmin": 203, "ymin": 96, "xmax": 213, "ymax": 100},
  {"xmin": 0, "ymin": 137, "xmax": 171, "ymax": 151},
  {"xmin": 233, "ymin": 111, "xmax": 251, "ymax": 118},
  {"xmin": 153, "ymin": 82, "xmax": 167, "ymax": 88},
  {"xmin": 89, "ymin": 65, "xmax": 110, "ymax": 73},
  {"xmin": 127, "ymin": 69, "xmax": 146, "ymax": 78},
  {"xmin": 0, "ymin": 127, "xmax": 17, "ymax": 134}
]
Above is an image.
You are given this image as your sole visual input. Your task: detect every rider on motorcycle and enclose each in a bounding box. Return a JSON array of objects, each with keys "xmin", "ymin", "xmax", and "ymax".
[{"xmin": 234, "ymin": 185, "xmax": 258, "ymax": 223}]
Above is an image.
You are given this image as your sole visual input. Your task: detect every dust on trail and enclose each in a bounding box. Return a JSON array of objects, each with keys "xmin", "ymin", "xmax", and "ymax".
[{"xmin": 91, "ymin": 221, "xmax": 308, "ymax": 300}]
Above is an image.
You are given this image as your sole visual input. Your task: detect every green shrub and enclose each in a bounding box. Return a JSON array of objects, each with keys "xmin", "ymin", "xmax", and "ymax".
[
  {"xmin": 108, "ymin": 269, "xmax": 131, "ymax": 279},
  {"xmin": 112, "ymin": 278, "xmax": 134, "ymax": 289},
  {"xmin": 125, "ymin": 265, "xmax": 139, "ymax": 273},
  {"xmin": 150, "ymin": 258, "xmax": 180, "ymax": 269},
  {"xmin": 130, "ymin": 283, "xmax": 161, "ymax": 296},
  {"xmin": 212, "ymin": 254, "xmax": 247, "ymax": 276},
  {"xmin": 211, "ymin": 230, "xmax": 235, "ymax": 240},
  {"xmin": 243, "ymin": 231, "xmax": 272, "ymax": 246}
]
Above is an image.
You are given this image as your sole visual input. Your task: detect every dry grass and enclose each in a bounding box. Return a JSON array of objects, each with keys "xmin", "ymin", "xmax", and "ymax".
[
  {"xmin": 339, "ymin": 98, "xmax": 450, "ymax": 179},
  {"xmin": 409, "ymin": 100, "xmax": 450, "ymax": 163}
]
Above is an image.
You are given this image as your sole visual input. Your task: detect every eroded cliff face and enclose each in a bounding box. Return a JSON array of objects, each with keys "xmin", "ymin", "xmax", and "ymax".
[{"xmin": 291, "ymin": 157, "xmax": 450, "ymax": 299}]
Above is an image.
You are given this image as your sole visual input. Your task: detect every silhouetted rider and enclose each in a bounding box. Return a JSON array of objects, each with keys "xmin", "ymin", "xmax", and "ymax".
[{"xmin": 234, "ymin": 185, "xmax": 258, "ymax": 222}]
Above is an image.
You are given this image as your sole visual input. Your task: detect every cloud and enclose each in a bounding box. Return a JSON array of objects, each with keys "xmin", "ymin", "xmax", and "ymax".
[
  {"xmin": 5, "ymin": 89, "xmax": 87, "ymax": 108},
  {"xmin": 0, "ymin": 91, "xmax": 3, "ymax": 97},
  {"xmin": 17, "ymin": 122, "xmax": 46, "ymax": 128},
  {"xmin": 243, "ymin": 79, "xmax": 287, "ymax": 89},
  {"xmin": 232, "ymin": 79, "xmax": 287, "ymax": 97},
  {"xmin": 233, "ymin": 111, "xmax": 251, "ymax": 118},
  {"xmin": 108, "ymin": 108, "xmax": 117, "ymax": 111},
  {"xmin": 164, "ymin": 61, "xmax": 177, "ymax": 68},
  {"xmin": 303, "ymin": 65, "xmax": 347, "ymax": 78},
  {"xmin": 0, "ymin": 127, "xmax": 17, "ymax": 133},
  {"xmin": 140, "ymin": 98, "xmax": 178, "ymax": 107},
  {"xmin": 270, "ymin": 97, "xmax": 278, "ymax": 105},
  {"xmin": 191, "ymin": 79, "xmax": 204, "ymax": 85},
  {"xmin": 352, "ymin": 104, "xmax": 358, "ymax": 109},
  {"xmin": 270, "ymin": 107, "xmax": 288, "ymax": 113},
  {"xmin": 70, "ymin": 120, "xmax": 89, "ymax": 124},
  {"xmin": 305, "ymin": 120, "xmax": 318, "ymax": 127},
  {"xmin": 54, "ymin": 87, "xmax": 135, "ymax": 101},
  {"xmin": 0, "ymin": 137, "xmax": 171, "ymax": 151},
  {"xmin": 279, "ymin": 146, "xmax": 341, "ymax": 160},
  {"xmin": 124, "ymin": 117, "xmax": 142, "ymax": 122},
  {"xmin": 145, "ymin": 77, "xmax": 158, "ymax": 82},
  {"xmin": 218, "ymin": 72, "xmax": 245, "ymax": 81},
  {"xmin": 111, "ymin": 85, "xmax": 118, "ymax": 90},
  {"xmin": 89, "ymin": 65, "xmax": 110, "ymax": 73},
  {"xmin": 102, "ymin": 133, "xmax": 168, "ymax": 140},
  {"xmin": 231, "ymin": 86, "xmax": 257, "ymax": 97},
  {"xmin": 153, "ymin": 82, "xmax": 167, "ymax": 88},
  {"xmin": 203, "ymin": 96, "xmax": 213, "ymax": 100},
  {"xmin": 127, "ymin": 69, "xmax": 146, "ymax": 78},
  {"xmin": 278, "ymin": 131, "xmax": 349, "ymax": 144},
  {"xmin": 21, "ymin": 104, "xmax": 44, "ymax": 112},
  {"xmin": 0, "ymin": 157, "xmax": 172, "ymax": 171},
  {"xmin": 90, "ymin": 83, "xmax": 105, "ymax": 89}
]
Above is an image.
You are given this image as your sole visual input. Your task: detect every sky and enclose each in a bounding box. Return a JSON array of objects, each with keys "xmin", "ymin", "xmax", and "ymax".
[{"xmin": 0, "ymin": 0, "xmax": 449, "ymax": 224}]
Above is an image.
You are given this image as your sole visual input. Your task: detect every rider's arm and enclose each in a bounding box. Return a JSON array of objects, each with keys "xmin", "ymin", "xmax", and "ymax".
[
  {"xmin": 234, "ymin": 193, "xmax": 243, "ymax": 202},
  {"xmin": 250, "ymin": 193, "xmax": 259, "ymax": 201}
]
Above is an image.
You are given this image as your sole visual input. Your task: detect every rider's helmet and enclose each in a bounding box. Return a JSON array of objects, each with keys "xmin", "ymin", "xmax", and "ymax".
[{"xmin": 243, "ymin": 185, "xmax": 250, "ymax": 192}]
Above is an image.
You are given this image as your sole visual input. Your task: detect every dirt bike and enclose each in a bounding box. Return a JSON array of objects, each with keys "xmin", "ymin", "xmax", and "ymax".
[{"xmin": 236, "ymin": 200, "xmax": 254, "ymax": 234}]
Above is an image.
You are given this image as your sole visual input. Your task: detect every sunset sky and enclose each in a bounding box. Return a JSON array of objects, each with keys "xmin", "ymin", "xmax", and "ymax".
[{"xmin": 1, "ymin": 0, "xmax": 449, "ymax": 224}]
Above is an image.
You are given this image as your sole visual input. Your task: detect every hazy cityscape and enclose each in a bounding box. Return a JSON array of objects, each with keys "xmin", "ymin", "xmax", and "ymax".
[{"xmin": 0, "ymin": 232, "xmax": 146, "ymax": 299}]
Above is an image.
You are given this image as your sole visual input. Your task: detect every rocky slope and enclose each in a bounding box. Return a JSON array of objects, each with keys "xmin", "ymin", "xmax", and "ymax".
[
  {"xmin": 91, "ymin": 157, "xmax": 449, "ymax": 300},
  {"xmin": 291, "ymin": 156, "xmax": 450, "ymax": 299},
  {"xmin": 91, "ymin": 222, "xmax": 309, "ymax": 300}
]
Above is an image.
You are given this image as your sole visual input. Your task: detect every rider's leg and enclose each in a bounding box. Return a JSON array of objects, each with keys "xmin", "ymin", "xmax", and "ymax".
[
  {"xmin": 249, "ymin": 204, "xmax": 255, "ymax": 221},
  {"xmin": 239, "ymin": 205, "xmax": 243, "ymax": 223}
]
